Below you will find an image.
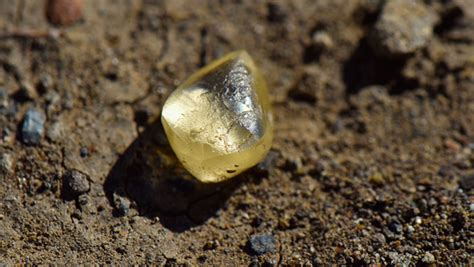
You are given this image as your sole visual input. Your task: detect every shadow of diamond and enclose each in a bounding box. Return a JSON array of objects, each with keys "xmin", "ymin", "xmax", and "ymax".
[{"xmin": 104, "ymin": 118, "xmax": 244, "ymax": 232}]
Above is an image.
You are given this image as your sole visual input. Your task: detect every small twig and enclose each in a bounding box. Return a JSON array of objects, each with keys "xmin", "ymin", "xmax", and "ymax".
[{"xmin": 0, "ymin": 28, "xmax": 62, "ymax": 39}]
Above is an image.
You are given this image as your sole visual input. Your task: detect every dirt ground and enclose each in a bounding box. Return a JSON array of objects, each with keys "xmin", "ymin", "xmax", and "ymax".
[{"xmin": 0, "ymin": 0, "xmax": 473, "ymax": 265}]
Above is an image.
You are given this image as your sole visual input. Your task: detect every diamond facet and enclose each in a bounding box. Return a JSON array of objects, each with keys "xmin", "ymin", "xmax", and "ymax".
[{"xmin": 161, "ymin": 51, "xmax": 273, "ymax": 183}]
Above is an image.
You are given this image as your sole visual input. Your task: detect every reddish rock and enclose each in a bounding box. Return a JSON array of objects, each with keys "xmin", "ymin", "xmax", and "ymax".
[{"xmin": 46, "ymin": 0, "xmax": 84, "ymax": 26}]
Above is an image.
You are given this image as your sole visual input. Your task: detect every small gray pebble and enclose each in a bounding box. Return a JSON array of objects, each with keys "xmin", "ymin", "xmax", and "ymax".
[
  {"xmin": 248, "ymin": 234, "xmax": 276, "ymax": 255},
  {"xmin": 21, "ymin": 108, "xmax": 45, "ymax": 145},
  {"xmin": 389, "ymin": 221, "xmax": 403, "ymax": 234},
  {"xmin": 113, "ymin": 192, "xmax": 131, "ymax": 216},
  {"xmin": 62, "ymin": 170, "xmax": 90, "ymax": 200}
]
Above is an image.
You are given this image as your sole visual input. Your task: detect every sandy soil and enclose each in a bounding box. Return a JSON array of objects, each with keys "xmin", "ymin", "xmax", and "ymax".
[{"xmin": 0, "ymin": 0, "xmax": 473, "ymax": 265}]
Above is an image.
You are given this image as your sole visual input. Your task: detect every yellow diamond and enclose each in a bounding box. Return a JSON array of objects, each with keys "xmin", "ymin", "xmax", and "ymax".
[{"xmin": 161, "ymin": 50, "xmax": 273, "ymax": 183}]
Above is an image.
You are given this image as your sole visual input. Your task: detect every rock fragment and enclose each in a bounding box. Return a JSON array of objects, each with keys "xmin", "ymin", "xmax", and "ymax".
[
  {"xmin": 46, "ymin": 0, "xmax": 84, "ymax": 26},
  {"xmin": 0, "ymin": 153, "xmax": 13, "ymax": 176},
  {"xmin": 113, "ymin": 192, "xmax": 131, "ymax": 216},
  {"xmin": 422, "ymin": 252, "xmax": 435, "ymax": 264},
  {"xmin": 21, "ymin": 108, "xmax": 46, "ymax": 145},
  {"xmin": 62, "ymin": 170, "xmax": 90, "ymax": 200},
  {"xmin": 370, "ymin": 0, "xmax": 437, "ymax": 57},
  {"xmin": 459, "ymin": 174, "xmax": 474, "ymax": 190},
  {"xmin": 248, "ymin": 234, "xmax": 276, "ymax": 255}
]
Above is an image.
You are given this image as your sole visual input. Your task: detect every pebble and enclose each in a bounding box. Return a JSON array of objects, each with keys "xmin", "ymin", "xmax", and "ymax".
[
  {"xmin": 79, "ymin": 147, "xmax": 89, "ymax": 158},
  {"xmin": 62, "ymin": 170, "xmax": 90, "ymax": 200},
  {"xmin": 21, "ymin": 108, "xmax": 46, "ymax": 145},
  {"xmin": 46, "ymin": 0, "xmax": 84, "ymax": 26},
  {"xmin": 389, "ymin": 221, "xmax": 403, "ymax": 234},
  {"xmin": 370, "ymin": 0, "xmax": 437, "ymax": 57},
  {"xmin": 113, "ymin": 192, "xmax": 131, "ymax": 216},
  {"xmin": 459, "ymin": 174, "xmax": 474, "ymax": 190},
  {"xmin": 248, "ymin": 234, "xmax": 276, "ymax": 255},
  {"xmin": 0, "ymin": 153, "xmax": 13, "ymax": 175},
  {"xmin": 312, "ymin": 31, "xmax": 334, "ymax": 51},
  {"xmin": 422, "ymin": 252, "xmax": 435, "ymax": 263},
  {"xmin": 373, "ymin": 233, "xmax": 386, "ymax": 247}
]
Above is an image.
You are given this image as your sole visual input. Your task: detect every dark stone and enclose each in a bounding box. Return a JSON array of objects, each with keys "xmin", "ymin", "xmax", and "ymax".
[
  {"xmin": 251, "ymin": 217, "xmax": 264, "ymax": 228},
  {"xmin": 62, "ymin": 170, "xmax": 90, "ymax": 200},
  {"xmin": 0, "ymin": 153, "xmax": 13, "ymax": 175},
  {"xmin": 248, "ymin": 234, "xmax": 276, "ymax": 255},
  {"xmin": 459, "ymin": 174, "xmax": 474, "ymax": 190},
  {"xmin": 389, "ymin": 221, "xmax": 403, "ymax": 234},
  {"xmin": 21, "ymin": 108, "xmax": 46, "ymax": 145},
  {"xmin": 79, "ymin": 147, "xmax": 89, "ymax": 158},
  {"xmin": 373, "ymin": 233, "xmax": 386, "ymax": 247}
]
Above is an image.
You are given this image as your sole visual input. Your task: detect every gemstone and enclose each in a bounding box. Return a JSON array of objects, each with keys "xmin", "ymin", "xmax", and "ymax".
[{"xmin": 161, "ymin": 50, "xmax": 273, "ymax": 183}]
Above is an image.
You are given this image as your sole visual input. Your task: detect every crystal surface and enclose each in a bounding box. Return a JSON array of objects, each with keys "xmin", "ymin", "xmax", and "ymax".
[{"xmin": 161, "ymin": 51, "xmax": 273, "ymax": 183}]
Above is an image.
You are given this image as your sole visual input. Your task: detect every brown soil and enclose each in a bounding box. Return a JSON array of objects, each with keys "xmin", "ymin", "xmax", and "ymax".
[{"xmin": 0, "ymin": 0, "xmax": 473, "ymax": 265}]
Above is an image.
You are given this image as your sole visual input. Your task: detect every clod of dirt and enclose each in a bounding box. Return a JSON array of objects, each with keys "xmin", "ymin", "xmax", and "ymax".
[
  {"xmin": 46, "ymin": 0, "xmax": 84, "ymax": 26},
  {"xmin": 247, "ymin": 233, "xmax": 276, "ymax": 255},
  {"xmin": 369, "ymin": 0, "xmax": 437, "ymax": 57},
  {"xmin": 62, "ymin": 170, "xmax": 90, "ymax": 200},
  {"xmin": 21, "ymin": 108, "xmax": 45, "ymax": 146}
]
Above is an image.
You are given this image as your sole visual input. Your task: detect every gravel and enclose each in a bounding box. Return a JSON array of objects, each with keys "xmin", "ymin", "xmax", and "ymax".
[
  {"xmin": 248, "ymin": 234, "xmax": 276, "ymax": 255},
  {"xmin": 21, "ymin": 108, "xmax": 46, "ymax": 145},
  {"xmin": 459, "ymin": 174, "xmax": 474, "ymax": 190}
]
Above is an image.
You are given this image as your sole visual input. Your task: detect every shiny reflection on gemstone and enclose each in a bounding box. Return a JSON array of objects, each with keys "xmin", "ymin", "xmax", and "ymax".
[{"xmin": 161, "ymin": 50, "xmax": 273, "ymax": 183}]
